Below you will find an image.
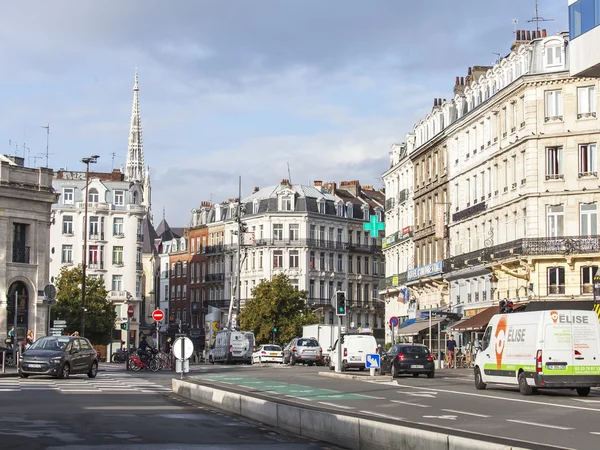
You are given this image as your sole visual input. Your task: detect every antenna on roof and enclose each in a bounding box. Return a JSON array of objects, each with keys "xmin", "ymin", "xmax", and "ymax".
[
  {"xmin": 111, "ymin": 152, "xmax": 123, "ymax": 171},
  {"xmin": 527, "ymin": 0, "xmax": 553, "ymax": 34},
  {"xmin": 512, "ymin": 19, "xmax": 519, "ymax": 38},
  {"xmin": 287, "ymin": 162, "xmax": 292, "ymax": 185},
  {"xmin": 162, "ymin": 207, "xmax": 165, "ymax": 221},
  {"xmin": 41, "ymin": 123, "xmax": 51, "ymax": 167}
]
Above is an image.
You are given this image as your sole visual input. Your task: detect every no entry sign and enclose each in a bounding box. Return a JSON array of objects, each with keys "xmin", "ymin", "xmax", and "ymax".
[
  {"xmin": 152, "ymin": 309, "xmax": 165, "ymax": 322},
  {"xmin": 127, "ymin": 304, "xmax": 134, "ymax": 318}
]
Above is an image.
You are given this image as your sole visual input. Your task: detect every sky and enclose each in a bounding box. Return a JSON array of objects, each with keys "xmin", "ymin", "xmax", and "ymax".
[{"xmin": 0, "ymin": 1, "xmax": 568, "ymax": 226}]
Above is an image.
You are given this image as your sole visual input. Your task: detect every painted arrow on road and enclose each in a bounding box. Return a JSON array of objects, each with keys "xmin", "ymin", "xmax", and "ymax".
[
  {"xmin": 399, "ymin": 391, "xmax": 438, "ymax": 398},
  {"xmin": 423, "ymin": 415, "xmax": 457, "ymax": 420}
]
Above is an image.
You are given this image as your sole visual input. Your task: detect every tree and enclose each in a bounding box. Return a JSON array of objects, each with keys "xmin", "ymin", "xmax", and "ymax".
[
  {"xmin": 238, "ymin": 274, "xmax": 319, "ymax": 345},
  {"xmin": 52, "ymin": 266, "xmax": 117, "ymax": 344}
]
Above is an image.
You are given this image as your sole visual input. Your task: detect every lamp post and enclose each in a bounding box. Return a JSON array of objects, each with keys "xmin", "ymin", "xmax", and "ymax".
[{"xmin": 80, "ymin": 155, "xmax": 100, "ymax": 338}]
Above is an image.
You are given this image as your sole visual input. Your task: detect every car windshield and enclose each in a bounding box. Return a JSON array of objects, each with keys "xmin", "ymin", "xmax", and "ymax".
[
  {"xmin": 28, "ymin": 336, "xmax": 70, "ymax": 351},
  {"xmin": 297, "ymin": 339, "xmax": 319, "ymax": 347},
  {"xmin": 263, "ymin": 345, "xmax": 281, "ymax": 351},
  {"xmin": 402, "ymin": 346, "xmax": 429, "ymax": 354}
]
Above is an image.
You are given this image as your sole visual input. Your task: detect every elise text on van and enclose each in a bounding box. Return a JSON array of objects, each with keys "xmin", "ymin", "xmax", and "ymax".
[{"xmin": 474, "ymin": 310, "xmax": 600, "ymax": 396}]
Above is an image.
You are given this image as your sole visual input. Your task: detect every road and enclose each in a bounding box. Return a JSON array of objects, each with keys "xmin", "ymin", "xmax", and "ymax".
[
  {"xmin": 180, "ymin": 363, "xmax": 600, "ymax": 450},
  {"xmin": 0, "ymin": 365, "xmax": 338, "ymax": 450}
]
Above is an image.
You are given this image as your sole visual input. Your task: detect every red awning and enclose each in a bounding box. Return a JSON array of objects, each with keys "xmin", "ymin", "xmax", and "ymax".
[{"xmin": 450, "ymin": 306, "xmax": 498, "ymax": 332}]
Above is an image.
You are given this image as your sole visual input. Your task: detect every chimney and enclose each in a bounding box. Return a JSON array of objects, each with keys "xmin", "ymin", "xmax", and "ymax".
[
  {"xmin": 461, "ymin": 77, "xmax": 464, "ymax": 85},
  {"xmin": 324, "ymin": 182, "xmax": 337, "ymax": 194},
  {"xmin": 455, "ymin": 76, "xmax": 459, "ymax": 85},
  {"xmin": 253, "ymin": 186, "xmax": 260, "ymax": 193},
  {"xmin": 454, "ymin": 76, "xmax": 466, "ymax": 97},
  {"xmin": 439, "ymin": 98, "xmax": 443, "ymax": 106},
  {"xmin": 526, "ymin": 30, "xmax": 531, "ymax": 41},
  {"xmin": 542, "ymin": 29, "xmax": 547, "ymax": 37},
  {"xmin": 338, "ymin": 180, "xmax": 361, "ymax": 197},
  {"xmin": 313, "ymin": 180, "xmax": 322, "ymax": 187},
  {"xmin": 516, "ymin": 30, "xmax": 521, "ymax": 40},
  {"xmin": 433, "ymin": 98, "xmax": 438, "ymax": 107},
  {"xmin": 281, "ymin": 179, "xmax": 289, "ymax": 186}
]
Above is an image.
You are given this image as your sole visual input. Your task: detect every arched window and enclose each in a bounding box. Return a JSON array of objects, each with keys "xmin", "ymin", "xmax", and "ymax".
[
  {"xmin": 88, "ymin": 188, "xmax": 99, "ymax": 203},
  {"xmin": 133, "ymin": 191, "xmax": 139, "ymax": 205}
]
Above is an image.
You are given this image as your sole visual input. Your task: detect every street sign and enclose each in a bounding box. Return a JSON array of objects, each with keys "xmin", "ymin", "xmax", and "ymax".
[
  {"xmin": 53, "ymin": 320, "xmax": 66, "ymax": 327},
  {"xmin": 127, "ymin": 305, "xmax": 134, "ymax": 318},
  {"xmin": 231, "ymin": 313, "xmax": 237, "ymax": 329},
  {"xmin": 151, "ymin": 309, "xmax": 164, "ymax": 322},
  {"xmin": 389, "ymin": 316, "xmax": 399, "ymax": 327},
  {"xmin": 173, "ymin": 337, "xmax": 194, "ymax": 360},
  {"xmin": 44, "ymin": 284, "xmax": 57, "ymax": 300},
  {"xmin": 366, "ymin": 353, "xmax": 380, "ymax": 369}
]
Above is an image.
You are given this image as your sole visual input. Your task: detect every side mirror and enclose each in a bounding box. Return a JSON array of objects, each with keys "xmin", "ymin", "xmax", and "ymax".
[
  {"xmin": 327, "ymin": 347, "xmax": 332, "ymax": 352},
  {"xmin": 71, "ymin": 348, "xmax": 79, "ymax": 354}
]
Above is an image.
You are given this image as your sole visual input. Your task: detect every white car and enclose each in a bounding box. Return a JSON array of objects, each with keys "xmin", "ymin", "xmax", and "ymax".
[{"xmin": 252, "ymin": 345, "xmax": 283, "ymax": 364}]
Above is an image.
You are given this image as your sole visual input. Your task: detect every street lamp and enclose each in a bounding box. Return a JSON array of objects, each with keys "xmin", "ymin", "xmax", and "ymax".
[
  {"xmin": 490, "ymin": 273, "xmax": 499, "ymax": 304},
  {"xmin": 80, "ymin": 154, "xmax": 100, "ymax": 338}
]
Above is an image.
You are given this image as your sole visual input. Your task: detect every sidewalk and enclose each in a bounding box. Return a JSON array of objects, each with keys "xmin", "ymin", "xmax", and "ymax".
[{"xmin": 0, "ymin": 367, "xmax": 17, "ymax": 378}]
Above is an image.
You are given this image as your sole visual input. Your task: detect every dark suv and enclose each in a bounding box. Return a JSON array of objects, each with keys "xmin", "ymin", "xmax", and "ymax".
[
  {"xmin": 283, "ymin": 337, "xmax": 322, "ymax": 365},
  {"xmin": 380, "ymin": 344, "xmax": 435, "ymax": 378},
  {"xmin": 18, "ymin": 336, "xmax": 99, "ymax": 379}
]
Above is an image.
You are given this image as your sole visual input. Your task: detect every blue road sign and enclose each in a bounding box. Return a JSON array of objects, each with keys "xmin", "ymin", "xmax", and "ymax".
[
  {"xmin": 389, "ymin": 316, "xmax": 399, "ymax": 327},
  {"xmin": 366, "ymin": 353, "xmax": 380, "ymax": 369}
]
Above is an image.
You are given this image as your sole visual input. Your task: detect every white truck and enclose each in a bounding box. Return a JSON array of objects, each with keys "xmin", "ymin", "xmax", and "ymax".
[
  {"xmin": 211, "ymin": 329, "xmax": 255, "ymax": 364},
  {"xmin": 474, "ymin": 309, "xmax": 600, "ymax": 396},
  {"xmin": 302, "ymin": 324, "xmax": 342, "ymax": 365}
]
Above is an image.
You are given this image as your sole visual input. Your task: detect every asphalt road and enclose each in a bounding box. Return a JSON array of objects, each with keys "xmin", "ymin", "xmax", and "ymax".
[
  {"xmin": 179, "ymin": 362, "xmax": 600, "ymax": 450},
  {"xmin": 0, "ymin": 365, "xmax": 337, "ymax": 450}
]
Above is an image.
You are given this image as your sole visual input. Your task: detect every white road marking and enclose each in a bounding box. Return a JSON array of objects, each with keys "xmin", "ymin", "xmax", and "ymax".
[
  {"xmin": 390, "ymin": 400, "xmax": 430, "ymax": 408},
  {"xmin": 360, "ymin": 411, "xmax": 404, "ymax": 421},
  {"xmin": 318, "ymin": 402, "xmax": 355, "ymax": 410},
  {"xmin": 399, "ymin": 391, "xmax": 437, "ymax": 398},
  {"xmin": 423, "ymin": 415, "xmax": 457, "ymax": 420},
  {"xmin": 85, "ymin": 406, "xmax": 189, "ymax": 410},
  {"xmin": 574, "ymin": 399, "xmax": 600, "ymax": 403},
  {"xmin": 590, "ymin": 432, "xmax": 600, "ymax": 435},
  {"xmin": 506, "ymin": 419, "xmax": 573, "ymax": 430},
  {"xmin": 395, "ymin": 383, "xmax": 600, "ymax": 413},
  {"xmin": 442, "ymin": 409, "xmax": 490, "ymax": 418}
]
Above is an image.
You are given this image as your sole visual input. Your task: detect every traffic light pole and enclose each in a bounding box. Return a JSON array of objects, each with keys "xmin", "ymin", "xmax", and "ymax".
[{"xmin": 336, "ymin": 314, "xmax": 342, "ymax": 374}]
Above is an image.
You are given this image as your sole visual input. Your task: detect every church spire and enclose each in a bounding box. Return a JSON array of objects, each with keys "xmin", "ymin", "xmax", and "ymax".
[{"xmin": 125, "ymin": 69, "xmax": 144, "ymax": 182}]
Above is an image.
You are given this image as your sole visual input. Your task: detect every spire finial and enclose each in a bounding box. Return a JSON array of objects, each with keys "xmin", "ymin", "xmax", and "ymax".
[
  {"xmin": 134, "ymin": 67, "xmax": 139, "ymax": 91},
  {"xmin": 125, "ymin": 68, "xmax": 144, "ymax": 182},
  {"xmin": 163, "ymin": 206, "xmax": 165, "ymax": 220}
]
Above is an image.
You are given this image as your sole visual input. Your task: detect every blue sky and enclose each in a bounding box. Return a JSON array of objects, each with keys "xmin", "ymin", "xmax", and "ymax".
[{"xmin": 0, "ymin": 1, "xmax": 567, "ymax": 225}]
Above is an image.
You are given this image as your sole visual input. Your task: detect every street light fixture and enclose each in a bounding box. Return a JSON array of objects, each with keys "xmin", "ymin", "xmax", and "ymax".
[{"xmin": 80, "ymin": 154, "xmax": 100, "ymax": 338}]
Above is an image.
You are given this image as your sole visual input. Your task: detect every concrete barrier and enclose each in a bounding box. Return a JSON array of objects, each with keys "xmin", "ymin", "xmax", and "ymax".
[{"xmin": 172, "ymin": 379, "xmax": 528, "ymax": 450}]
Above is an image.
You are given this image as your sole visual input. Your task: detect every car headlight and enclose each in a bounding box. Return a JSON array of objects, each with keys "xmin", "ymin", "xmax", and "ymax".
[{"xmin": 50, "ymin": 357, "xmax": 61, "ymax": 363}]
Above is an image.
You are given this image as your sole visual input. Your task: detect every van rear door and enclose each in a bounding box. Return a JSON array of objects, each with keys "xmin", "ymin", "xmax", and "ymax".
[
  {"xmin": 346, "ymin": 335, "xmax": 377, "ymax": 364},
  {"xmin": 230, "ymin": 332, "xmax": 249, "ymax": 358},
  {"xmin": 542, "ymin": 312, "xmax": 574, "ymax": 375},
  {"xmin": 571, "ymin": 311, "xmax": 600, "ymax": 376}
]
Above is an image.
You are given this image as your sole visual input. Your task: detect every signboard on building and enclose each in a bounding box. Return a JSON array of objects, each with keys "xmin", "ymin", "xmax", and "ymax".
[
  {"xmin": 382, "ymin": 227, "xmax": 413, "ymax": 249},
  {"xmin": 435, "ymin": 204, "xmax": 445, "ymax": 240},
  {"xmin": 465, "ymin": 307, "xmax": 488, "ymax": 318},
  {"xmin": 407, "ymin": 261, "xmax": 443, "ymax": 282}
]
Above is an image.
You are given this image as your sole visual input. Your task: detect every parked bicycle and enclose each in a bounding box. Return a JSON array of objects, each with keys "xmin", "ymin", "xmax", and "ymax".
[{"xmin": 111, "ymin": 348, "xmax": 132, "ymax": 364}]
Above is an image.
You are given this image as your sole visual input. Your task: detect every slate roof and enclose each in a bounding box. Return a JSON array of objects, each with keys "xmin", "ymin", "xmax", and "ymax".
[{"xmin": 141, "ymin": 215, "xmax": 159, "ymax": 255}]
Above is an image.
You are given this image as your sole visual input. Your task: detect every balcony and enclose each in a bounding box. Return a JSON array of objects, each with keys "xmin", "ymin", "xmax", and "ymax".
[
  {"xmin": 398, "ymin": 189, "xmax": 409, "ymax": 205},
  {"xmin": 307, "ymin": 298, "xmax": 333, "ymax": 308},
  {"xmin": 205, "ymin": 244, "xmax": 226, "ymax": 254},
  {"xmin": 88, "ymin": 232, "xmax": 105, "ymax": 241},
  {"xmin": 76, "ymin": 202, "xmax": 113, "ymax": 212},
  {"xmin": 385, "ymin": 197, "xmax": 395, "ymax": 211},
  {"xmin": 207, "ymin": 299, "xmax": 231, "ymax": 309},
  {"xmin": 109, "ymin": 291, "xmax": 128, "ymax": 300},
  {"xmin": 126, "ymin": 204, "xmax": 146, "ymax": 213},
  {"xmin": 88, "ymin": 262, "xmax": 105, "ymax": 270},
  {"xmin": 12, "ymin": 245, "xmax": 30, "ymax": 264},
  {"xmin": 205, "ymin": 273, "xmax": 225, "ymax": 282},
  {"xmin": 452, "ymin": 202, "xmax": 486, "ymax": 223}
]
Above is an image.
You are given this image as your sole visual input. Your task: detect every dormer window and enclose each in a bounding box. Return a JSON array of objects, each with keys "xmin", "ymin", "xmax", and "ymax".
[
  {"xmin": 346, "ymin": 203, "xmax": 353, "ymax": 219},
  {"xmin": 88, "ymin": 188, "xmax": 99, "ymax": 203},
  {"xmin": 114, "ymin": 190, "xmax": 124, "ymax": 206},
  {"xmin": 362, "ymin": 207, "xmax": 369, "ymax": 221},
  {"xmin": 545, "ymin": 45, "xmax": 562, "ymax": 68},
  {"xmin": 318, "ymin": 199, "xmax": 325, "ymax": 214},
  {"xmin": 281, "ymin": 196, "xmax": 293, "ymax": 211},
  {"xmin": 336, "ymin": 202, "xmax": 344, "ymax": 217}
]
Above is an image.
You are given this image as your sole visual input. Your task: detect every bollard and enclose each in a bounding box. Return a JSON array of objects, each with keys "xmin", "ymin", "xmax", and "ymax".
[
  {"xmin": 369, "ymin": 367, "xmax": 376, "ymax": 377},
  {"xmin": 1, "ymin": 350, "xmax": 4, "ymax": 374}
]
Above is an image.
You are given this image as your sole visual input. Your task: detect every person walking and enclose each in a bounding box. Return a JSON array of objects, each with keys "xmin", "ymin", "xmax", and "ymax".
[
  {"xmin": 446, "ymin": 335, "xmax": 457, "ymax": 369},
  {"xmin": 7, "ymin": 326, "xmax": 15, "ymax": 349},
  {"xmin": 26, "ymin": 330, "xmax": 34, "ymax": 348}
]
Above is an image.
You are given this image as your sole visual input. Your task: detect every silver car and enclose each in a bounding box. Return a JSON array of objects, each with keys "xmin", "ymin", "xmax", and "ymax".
[{"xmin": 283, "ymin": 337, "xmax": 322, "ymax": 366}]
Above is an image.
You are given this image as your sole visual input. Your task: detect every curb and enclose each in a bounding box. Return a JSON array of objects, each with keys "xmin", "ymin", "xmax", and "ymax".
[
  {"xmin": 318, "ymin": 371, "xmax": 392, "ymax": 382},
  {"xmin": 0, "ymin": 372, "xmax": 18, "ymax": 378},
  {"xmin": 173, "ymin": 378, "xmax": 538, "ymax": 450}
]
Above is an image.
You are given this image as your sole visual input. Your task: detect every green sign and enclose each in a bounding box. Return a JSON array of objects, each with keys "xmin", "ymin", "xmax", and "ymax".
[{"xmin": 364, "ymin": 215, "xmax": 385, "ymax": 238}]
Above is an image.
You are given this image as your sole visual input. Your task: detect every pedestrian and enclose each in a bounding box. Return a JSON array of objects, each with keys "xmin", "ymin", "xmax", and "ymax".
[
  {"xmin": 164, "ymin": 337, "xmax": 172, "ymax": 354},
  {"xmin": 446, "ymin": 334, "xmax": 457, "ymax": 369},
  {"xmin": 7, "ymin": 326, "xmax": 15, "ymax": 348},
  {"xmin": 71, "ymin": 331, "xmax": 79, "ymax": 337},
  {"xmin": 26, "ymin": 330, "xmax": 34, "ymax": 348}
]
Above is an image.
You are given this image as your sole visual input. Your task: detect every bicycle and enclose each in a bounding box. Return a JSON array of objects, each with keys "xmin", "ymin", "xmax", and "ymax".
[{"xmin": 129, "ymin": 349, "xmax": 160, "ymax": 372}]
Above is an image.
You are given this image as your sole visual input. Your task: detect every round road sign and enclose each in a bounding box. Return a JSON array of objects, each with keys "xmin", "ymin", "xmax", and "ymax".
[
  {"xmin": 173, "ymin": 337, "xmax": 194, "ymax": 360},
  {"xmin": 127, "ymin": 304, "xmax": 134, "ymax": 318},
  {"xmin": 152, "ymin": 309, "xmax": 165, "ymax": 322},
  {"xmin": 389, "ymin": 316, "xmax": 399, "ymax": 327}
]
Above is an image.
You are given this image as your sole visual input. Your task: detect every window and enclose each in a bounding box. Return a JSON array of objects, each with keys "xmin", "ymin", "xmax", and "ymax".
[
  {"xmin": 546, "ymin": 147, "xmax": 564, "ymax": 180},
  {"xmin": 273, "ymin": 224, "xmax": 283, "ymax": 241},
  {"xmin": 547, "ymin": 267, "xmax": 565, "ymax": 295},
  {"xmin": 252, "ymin": 201, "xmax": 259, "ymax": 214},
  {"xmin": 580, "ymin": 203, "xmax": 598, "ymax": 236},
  {"xmin": 281, "ymin": 196, "xmax": 293, "ymax": 211},
  {"xmin": 318, "ymin": 200, "xmax": 325, "ymax": 214},
  {"xmin": 113, "ymin": 218, "xmax": 124, "ymax": 236},
  {"xmin": 273, "ymin": 250, "xmax": 283, "ymax": 268},
  {"xmin": 582, "ymin": 266, "xmax": 599, "ymax": 294},
  {"xmin": 61, "ymin": 245, "xmax": 72, "ymax": 263},
  {"xmin": 547, "ymin": 205, "xmax": 564, "ymax": 237},
  {"xmin": 112, "ymin": 275, "xmax": 123, "ymax": 292},
  {"xmin": 63, "ymin": 188, "xmax": 74, "ymax": 205},
  {"xmin": 114, "ymin": 190, "xmax": 124, "ymax": 206},
  {"xmin": 544, "ymin": 90, "xmax": 563, "ymax": 121},
  {"xmin": 545, "ymin": 45, "xmax": 562, "ymax": 67},
  {"xmin": 364, "ymin": 257, "xmax": 369, "ymax": 274},
  {"xmin": 259, "ymin": 251, "xmax": 263, "ymax": 269},
  {"xmin": 88, "ymin": 188, "xmax": 99, "ymax": 203},
  {"xmin": 578, "ymin": 86, "xmax": 596, "ymax": 118},
  {"xmin": 309, "ymin": 251, "xmax": 315, "ymax": 269},
  {"xmin": 579, "ymin": 144, "xmax": 597, "ymax": 177},
  {"xmin": 289, "ymin": 224, "xmax": 299, "ymax": 241},
  {"xmin": 319, "ymin": 252, "xmax": 325, "ymax": 270},
  {"xmin": 112, "ymin": 246, "xmax": 124, "ymax": 265},
  {"xmin": 136, "ymin": 276, "xmax": 142, "ymax": 297},
  {"xmin": 62, "ymin": 216, "xmax": 73, "ymax": 235},
  {"xmin": 289, "ymin": 250, "xmax": 299, "ymax": 268},
  {"xmin": 337, "ymin": 254, "xmax": 343, "ymax": 272}
]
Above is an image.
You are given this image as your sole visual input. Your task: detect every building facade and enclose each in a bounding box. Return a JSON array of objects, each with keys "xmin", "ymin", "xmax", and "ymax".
[
  {"xmin": 569, "ymin": 0, "xmax": 600, "ymax": 77},
  {"xmin": 0, "ymin": 156, "xmax": 57, "ymax": 340}
]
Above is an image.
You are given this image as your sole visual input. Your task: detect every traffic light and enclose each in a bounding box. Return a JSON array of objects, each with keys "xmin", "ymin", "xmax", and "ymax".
[
  {"xmin": 506, "ymin": 300, "xmax": 514, "ymax": 313},
  {"xmin": 120, "ymin": 323, "xmax": 127, "ymax": 330},
  {"xmin": 335, "ymin": 291, "xmax": 347, "ymax": 316},
  {"xmin": 273, "ymin": 327, "xmax": 277, "ymax": 333},
  {"xmin": 499, "ymin": 299, "xmax": 507, "ymax": 314}
]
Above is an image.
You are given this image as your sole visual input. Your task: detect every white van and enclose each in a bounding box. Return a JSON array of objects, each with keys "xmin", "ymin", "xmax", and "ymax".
[
  {"xmin": 328, "ymin": 333, "xmax": 378, "ymax": 371},
  {"xmin": 474, "ymin": 309, "xmax": 600, "ymax": 396},
  {"xmin": 212, "ymin": 329, "xmax": 255, "ymax": 364}
]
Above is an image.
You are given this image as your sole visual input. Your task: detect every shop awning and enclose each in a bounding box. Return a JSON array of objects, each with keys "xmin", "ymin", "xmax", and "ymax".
[
  {"xmin": 396, "ymin": 319, "xmax": 443, "ymax": 336},
  {"xmin": 450, "ymin": 306, "xmax": 498, "ymax": 332},
  {"xmin": 398, "ymin": 318, "xmax": 416, "ymax": 329}
]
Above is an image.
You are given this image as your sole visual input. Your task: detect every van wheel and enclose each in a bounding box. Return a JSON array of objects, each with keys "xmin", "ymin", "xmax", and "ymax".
[
  {"xmin": 329, "ymin": 362, "xmax": 335, "ymax": 371},
  {"xmin": 518, "ymin": 373, "xmax": 533, "ymax": 395},
  {"xmin": 577, "ymin": 387, "xmax": 591, "ymax": 397},
  {"xmin": 474, "ymin": 367, "xmax": 487, "ymax": 390}
]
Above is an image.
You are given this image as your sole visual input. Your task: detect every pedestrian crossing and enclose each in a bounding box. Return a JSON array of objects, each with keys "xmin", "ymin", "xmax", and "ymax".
[{"xmin": 0, "ymin": 371, "xmax": 172, "ymax": 394}]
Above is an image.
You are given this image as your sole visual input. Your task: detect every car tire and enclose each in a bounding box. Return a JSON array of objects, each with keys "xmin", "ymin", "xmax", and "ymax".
[
  {"xmin": 391, "ymin": 364, "xmax": 398, "ymax": 378},
  {"xmin": 359, "ymin": 367, "xmax": 365, "ymax": 371},
  {"xmin": 58, "ymin": 363, "xmax": 70, "ymax": 379},
  {"xmin": 518, "ymin": 372, "xmax": 532, "ymax": 395},
  {"xmin": 19, "ymin": 372, "xmax": 28, "ymax": 379},
  {"xmin": 474, "ymin": 367, "xmax": 487, "ymax": 390},
  {"xmin": 427, "ymin": 371, "xmax": 435, "ymax": 379},
  {"xmin": 577, "ymin": 387, "xmax": 591, "ymax": 397},
  {"xmin": 88, "ymin": 362, "xmax": 98, "ymax": 379},
  {"xmin": 329, "ymin": 361, "xmax": 335, "ymax": 371}
]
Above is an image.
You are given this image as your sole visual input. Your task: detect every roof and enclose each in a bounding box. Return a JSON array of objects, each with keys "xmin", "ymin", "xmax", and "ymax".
[
  {"xmin": 396, "ymin": 319, "xmax": 443, "ymax": 337},
  {"xmin": 243, "ymin": 183, "xmax": 338, "ymax": 203},
  {"xmin": 525, "ymin": 300, "xmax": 595, "ymax": 312},
  {"xmin": 155, "ymin": 218, "xmax": 183, "ymax": 241},
  {"xmin": 450, "ymin": 307, "xmax": 498, "ymax": 332},
  {"xmin": 141, "ymin": 215, "xmax": 158, "ymax": 255}
]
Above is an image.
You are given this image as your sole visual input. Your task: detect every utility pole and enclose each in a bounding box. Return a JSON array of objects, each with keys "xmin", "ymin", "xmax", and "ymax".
[
  {"xmin": 80, "ymin": 155, "xmax": 100, "ymax": 338},
  {"xmin": 41, "ymin": 124, "xmax": 50, "ymax": 167},
  {"xmin": 236, "ymin": 176, "xmax": 242, "ymax": 322}
]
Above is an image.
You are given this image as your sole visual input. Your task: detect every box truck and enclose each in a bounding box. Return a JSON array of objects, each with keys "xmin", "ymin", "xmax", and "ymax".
[{"xmin": 474, "ymin": 309, "xmax": 600, "ymax": 396}]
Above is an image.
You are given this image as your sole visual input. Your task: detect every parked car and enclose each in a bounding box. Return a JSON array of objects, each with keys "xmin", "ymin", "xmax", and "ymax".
[
  {"xmin": 252, "ymin": 344, "xmax": 283, "ymax": 364},
  {"xmin": 283, "ymin": 337, "xmax": 322, "ymax": 366},
  {"xmin": 380, "ymin": 344, "xmax": 435, "ymax": 378},
  {"xmin": 328, "ymin": 333, "xmax": 378, "ymax": 371},
  {"xmin": 18, "ymin": 335, "xmax": 99, "ymax": 379}
]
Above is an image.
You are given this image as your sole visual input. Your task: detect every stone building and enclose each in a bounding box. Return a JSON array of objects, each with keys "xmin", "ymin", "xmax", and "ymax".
[{"xmin": 0, "ymin": 156, "xmax": 57, "ymax": 340}]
